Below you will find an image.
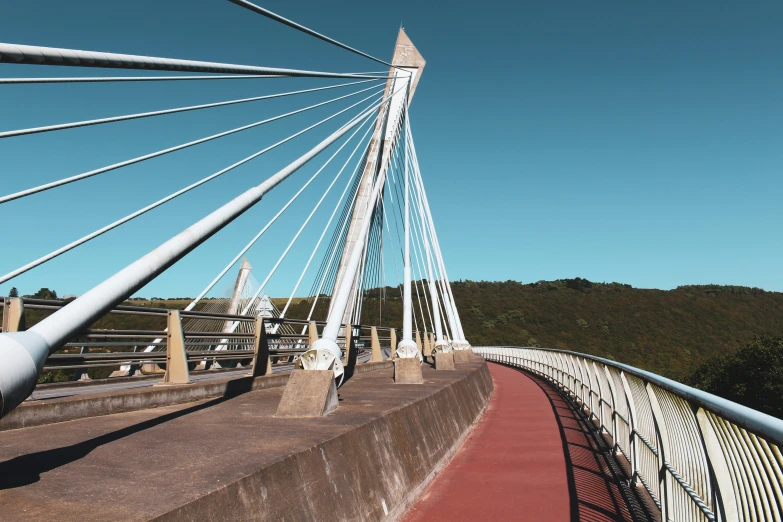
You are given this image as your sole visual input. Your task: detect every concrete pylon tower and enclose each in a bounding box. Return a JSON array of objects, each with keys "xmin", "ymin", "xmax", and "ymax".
[
  {"xmin": 330, "ymin": 28, "xmax": 426, "ymax": 326},
  {"xmin": 224, "ymin": 258, "xmax": 253, "ymax": 322}
]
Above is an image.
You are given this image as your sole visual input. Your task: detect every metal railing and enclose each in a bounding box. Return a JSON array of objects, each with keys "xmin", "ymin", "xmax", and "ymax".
[
  {"xmin": 1, "ymin": 297, "xmax": 402, "ymax": 381},
  {"xmin": 475, "ymin": 346, "xmax": 783, "ymax": 522}
]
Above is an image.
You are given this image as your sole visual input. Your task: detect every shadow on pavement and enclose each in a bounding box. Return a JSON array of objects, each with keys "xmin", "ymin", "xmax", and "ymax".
[
  {"xmin": 516, "ymin": 367, "xmax": 657, "ymax": 522},
  {"xmin": 0, "ymin": 396, "xmax": 227, "ymax": 490}
]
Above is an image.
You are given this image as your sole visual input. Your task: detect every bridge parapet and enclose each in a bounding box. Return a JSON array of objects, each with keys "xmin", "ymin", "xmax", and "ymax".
[
  {"xmin": 0, "ymin": 358, "xmax": 491, "ymax": 521},
  {"xmin": 0, "ymin": 296, "xmax": 409, "ymax": 384},
  {"xmin": 475, "ymin": 346, "xmax": 783, "ymax": 522}
]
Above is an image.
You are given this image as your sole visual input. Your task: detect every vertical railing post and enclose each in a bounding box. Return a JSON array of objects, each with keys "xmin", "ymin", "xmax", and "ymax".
[
  {"xmin": 646, "ymin": 382, "xmax": 672, "ymax": 521},
  {"xmin": 602, "ymin": 364, "xmax": 619, "ymax": 445},
  {"xmin": 2, "ymin": 297, "xmax": 25, "ymax": 333},
  {"xmin": 129, "ymin": 346, "xmax": 141, "ymax": 377},
  {"xmin": 369, "ymin": 326, "xmax": 383, "ymax": 362},
  {"xmin": 75, "ymin": 346, "xmax": 91, "ymax": 381},
  {"xmin": 250, "ymin": 317, "xmax": 271, "ymax": 377},
  {"xmin": 620, "ymin": 371, "xmax": 640, "ymax": 480},
  {"xmin": 159, "ymin": 310, "xmax": 192, "ymax": 385},
  {"xmin": 423, "ymin": 332, "xmax": 433, "ymax": 361},
  {"xmin": 344, "ymin": 323, "xmax": 358, "ymax": 367},
  {"xmin": 696, "ymin": 408, "xmax": 737, "ymax": 521},
  {"xmin": 390, "ymin": 328, "xmax": 397, "ymax": 359},
  {"xmin": 308, "ymin": 321, "xmax": 318, "ymax": 348}
]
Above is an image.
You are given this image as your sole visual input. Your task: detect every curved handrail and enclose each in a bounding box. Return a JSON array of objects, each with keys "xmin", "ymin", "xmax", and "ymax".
[{"xmin": 475, "ymin": 346, "xmax": 783, "ymax": 522}]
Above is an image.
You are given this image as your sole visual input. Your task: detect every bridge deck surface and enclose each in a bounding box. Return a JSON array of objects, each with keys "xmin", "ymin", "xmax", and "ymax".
[
  {"xmin": 0, "ymin": 361, "xmax": 480, "ymax": 521},
  {"xmin": 405, "ymin": 363, "xmax": 651, "ymax": 522}
]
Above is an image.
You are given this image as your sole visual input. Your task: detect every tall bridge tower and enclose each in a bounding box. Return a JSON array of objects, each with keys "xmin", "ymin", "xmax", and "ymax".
[{"xmin": 331, "ymin": 29, "xmax": 426, "ymax": 326}]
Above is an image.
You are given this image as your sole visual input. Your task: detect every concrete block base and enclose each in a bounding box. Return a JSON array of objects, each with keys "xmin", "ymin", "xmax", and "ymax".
[
  {"xmin": 275, "ymin": 370, "xmax": 338, "ymax": 417},
  {"xmin": 454, "ymin": 350, "xmax": 474, "ymax": 363},
  {"xmin": 394, "ymin": 358, "xmax": 423, "ymax": 384},
  {"xmin": 435, "ymin": 352, "xmax": 455, "ymax": 370}
]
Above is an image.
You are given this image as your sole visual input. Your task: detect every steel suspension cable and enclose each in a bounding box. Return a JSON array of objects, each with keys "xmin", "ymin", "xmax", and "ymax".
[
  {"xmin": 232, "ymin": 111, "xmax": 377, "ymax": 324},
  {"xmin": 0, "ymin": 71, "xmax": 389, "ymax": 84},
  {"xmin": 380, "ymin": 188, "xmax": 404, "ymax": 303},
  {"xmin": 0, "ymin": 83, "xmax": 380, "ymax": 204},
  {"xmin": 227, "ymin": 0, "xmax": 395, "ymax": 69},
  {"xmin": 278, "ymin": 118, "xmax": 375, "ymax": 318},
  {"xmin": 386, "ymin": 132, "xmax": 429, "ymax": 334},
  {"xmin": 380, "ymin": 137, "xmax": 416, "ymax": 332},
  {"xmin": 181, "ymin": 99, "xmax": 381, "ymax": 312},
  {"xmin": 140, "ymin": 106, "xmax": 376, "ymax": 354},
  {"xmin": 378, "ymin": 140, "xmax": 405, "ymax": 306},
  {"xmin": 407, "ymin": 143, "xmax": 457, "ymax": 339},
  {"xmin": 23, "ymin": 87, "xmax": 400, "ymax": 358},
  {"xmin": 0, "ymin": 83, "xmax": 403, "ymax": 421},
  {"xmin": 0, "ymin": 74, "xmax": 279, "ymax": 84},
  {"xmin": 0, "ymin": 79, "xmax": 379, "ymax": 139},
  {"xmin": 410, "ymin": 209, "xmax": 436, "ymax": 334},
  {"xmin": 301, "ymin": 127, "xmax": 379, "ymax": 329},
  {"xmin": 0, "ymin": 42, "xmax": 386, "ymax": 79},
  {"xmin": 408, "ymin": 152, "xmax": 449, "ymax": 342},
  {"xmin": 302, "ymin": 165, "xmax": 363, "ymax": 320},
  {"xmin": 303, "ymin": 98, "xmax": 400, "ymax": 324},
  {"xmin": 405, "ymin": 152, "xmax": 437, "ymax": 334},
  {"xmin": 357, "ymin": 197, "xmax": 383, "ymax": 324},
  {"xmin": 0, "ymin": 91, "xmax": 383, "ymax": 285},
  {"xmin": 406, "ymin": 123, "xmax": 465, "ymax": 339},
  {"xmin": 302, "ymin": 172, "xmax": 362, "ymax": 330}
]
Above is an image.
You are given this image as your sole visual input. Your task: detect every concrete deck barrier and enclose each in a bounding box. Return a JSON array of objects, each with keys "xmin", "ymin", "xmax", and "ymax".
[
  {"xmin": 0, "ymin": 361, "xmax": 394, "ymax": 432},
  {"xmin": 0, "ymin": 360, "xmax": 492, "ymax": 521}
]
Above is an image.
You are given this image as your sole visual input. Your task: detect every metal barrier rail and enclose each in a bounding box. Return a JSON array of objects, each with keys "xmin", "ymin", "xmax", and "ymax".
[
  {"xmin": 474, "ymin": 346, "xmax": 783, "ymax": 522},
  {"xmin": 1, "ymin": 296, "xmax": 405, "ymax": 381}
]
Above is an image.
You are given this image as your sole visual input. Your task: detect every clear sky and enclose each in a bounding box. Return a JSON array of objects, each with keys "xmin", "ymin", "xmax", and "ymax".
[{"xmin": 1, "ymin": 0, "xmax": 782, "ymax": 299}]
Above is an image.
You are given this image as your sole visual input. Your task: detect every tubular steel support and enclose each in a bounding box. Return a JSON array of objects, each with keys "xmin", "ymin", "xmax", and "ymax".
[
  {"xmin": 397, "ymin": 113, "xmax": 418, "ymax": 359},
  {"xmin": 0, "ymin": 42, "xmax": 384, "ymax": 79}
]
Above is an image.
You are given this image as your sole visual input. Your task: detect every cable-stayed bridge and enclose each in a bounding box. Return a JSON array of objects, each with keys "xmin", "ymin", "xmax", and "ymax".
[{"xmin": 0, "ymin": 3, "xmax": 782, "ymax": 521}]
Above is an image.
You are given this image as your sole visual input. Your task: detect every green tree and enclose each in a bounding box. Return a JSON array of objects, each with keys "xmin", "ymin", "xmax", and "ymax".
[
  {"xmin": 8, "ymin": 287, "xmax": 19, "ymax": 297},
  {"xmin": 32, "ymin": 288, "xmax": 57, "ymax": 300},
  {"xmin": 688, "ymin": 336, "xmax": 783, "ymax": 419}
]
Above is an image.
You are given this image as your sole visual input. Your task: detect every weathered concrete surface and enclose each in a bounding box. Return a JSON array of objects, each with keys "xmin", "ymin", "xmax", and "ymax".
[
  {"xmin": 434, "ymin": 353, "xmax": 455, "ymax": 371},
  {"xmin": 275, "ymin": 370, "xmax": 338, "ymax": 417},
  {"xmin": 0, "ymin": 361, "xmax": 393, "ymax": 432},
  {"xmin": 0, "ymin": 360, "xmax": 492, "ymax": 522},
  {"xmin": 394, "ymin": 358, "xmax": 423, "ymax": 384},
  {"xmin": 453, "ymin": 351, "xmax": 473, "ymax": 364}
]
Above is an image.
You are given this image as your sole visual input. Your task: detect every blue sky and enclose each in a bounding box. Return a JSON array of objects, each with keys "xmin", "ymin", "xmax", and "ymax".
[{"xmin": 1, "ymin": 0, "xmax": 782, "ymax": 298}]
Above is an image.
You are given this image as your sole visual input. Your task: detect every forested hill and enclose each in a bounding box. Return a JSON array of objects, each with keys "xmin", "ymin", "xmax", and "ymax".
[
  {"xmin": 8, "ymin": 279, "xmax": 783, "ymax": 383},
  {"xmin": 453, "ymin": 279, "xmax": 783, "ymax": 380}
]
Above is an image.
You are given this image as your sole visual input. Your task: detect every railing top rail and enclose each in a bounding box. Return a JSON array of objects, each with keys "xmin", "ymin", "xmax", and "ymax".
[
  {"xmin": 477, "ymin": 345, "xmax": 783, "ymax": 447},
  {"xmin": 1, "ymin": 296, "xmax": 409, "ymax": 333}
]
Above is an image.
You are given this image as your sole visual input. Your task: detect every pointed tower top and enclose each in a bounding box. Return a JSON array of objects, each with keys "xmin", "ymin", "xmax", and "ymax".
[
  {"xmin": 240, "ymin": 258, "xmax": 252, "ymax": 272},
  {"xmin": 390, "ymin": 28, "xmax": 426, "ymax": 103}
]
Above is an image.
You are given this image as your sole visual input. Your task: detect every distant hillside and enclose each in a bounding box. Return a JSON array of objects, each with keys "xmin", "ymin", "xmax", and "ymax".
[
  {"xmin": 7, "ymin": 279, "xmax": 783, "ymax": 382},
  {"xmin": 452, "ymin": 279, "xmax": 783, "ymax": 380}
]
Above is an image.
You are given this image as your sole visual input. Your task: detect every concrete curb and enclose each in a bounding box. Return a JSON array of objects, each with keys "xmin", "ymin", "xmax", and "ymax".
[
  {"xmin": 0, "ymin": 361, "xmax": 394, "ymax": 432},
  {"xmin": 387, "ymin": 363, "xmax": 493, "ymax": 521},
  {"xmin": 150, "ymin": 361, "xmax": 493, "ymax": 521}
]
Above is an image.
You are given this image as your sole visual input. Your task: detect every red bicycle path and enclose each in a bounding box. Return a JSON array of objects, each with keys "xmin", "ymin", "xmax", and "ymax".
[{"xmin": 404, "ymin": 362, "xmax": 639, "ymax": 522}]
